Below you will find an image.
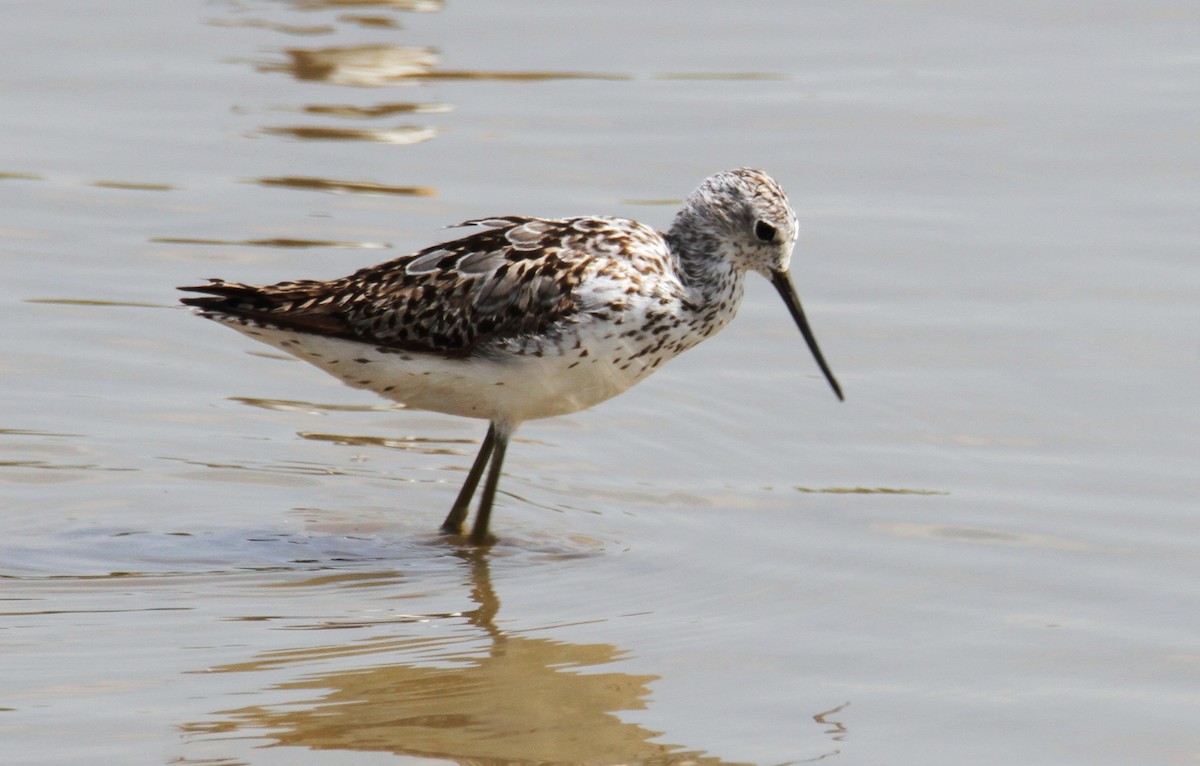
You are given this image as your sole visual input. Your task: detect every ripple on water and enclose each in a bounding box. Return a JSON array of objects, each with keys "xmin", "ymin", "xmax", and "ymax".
[
  {"xmin": 872, "ymin": 522, "xmax": 1089, "ymax": 551},
  {"xmin": 0, "ymin": 522, "xmax": 610, "ymax": 582}
]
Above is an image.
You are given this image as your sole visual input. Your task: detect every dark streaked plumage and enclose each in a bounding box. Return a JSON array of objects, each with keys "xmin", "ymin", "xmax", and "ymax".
[{"xmin": 181, "ymin": 215, "xmax": 675, "ymax": 356}]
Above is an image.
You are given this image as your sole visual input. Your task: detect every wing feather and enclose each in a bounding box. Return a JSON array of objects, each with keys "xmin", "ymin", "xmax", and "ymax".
[{"xmin": 180, "ymin": 216, "xmax": 666, "ymax": 356}]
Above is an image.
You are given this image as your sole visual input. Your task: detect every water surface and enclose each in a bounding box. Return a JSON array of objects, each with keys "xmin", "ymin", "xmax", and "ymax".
[{"xmin": 2, "ymin": 1, "xmax": 1198, "ymax": 764}]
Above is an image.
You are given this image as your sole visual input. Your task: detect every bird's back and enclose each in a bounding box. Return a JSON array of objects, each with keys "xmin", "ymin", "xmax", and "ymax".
[
  {"xmin": 181, "ymin": 216, "xmax": 684, "ymax": 353},
  {"xmin": 179, "ymin": 215, "xmax": 704, "ymax": 422}
]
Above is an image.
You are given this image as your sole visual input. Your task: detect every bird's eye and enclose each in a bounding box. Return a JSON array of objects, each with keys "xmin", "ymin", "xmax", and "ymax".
[{"xmin": 754, "ymin": 220, "xmax": 777, "ymax": 243}]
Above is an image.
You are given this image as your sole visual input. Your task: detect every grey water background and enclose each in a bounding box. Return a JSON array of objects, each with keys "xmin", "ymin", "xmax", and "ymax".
[{"xmin": 2, "ymin": 1, "xmax": 1198, "ymax": 764}]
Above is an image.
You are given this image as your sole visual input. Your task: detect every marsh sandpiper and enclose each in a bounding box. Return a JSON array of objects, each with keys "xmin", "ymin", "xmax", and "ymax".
[{"xmin": 180, "ymin": 168, "xmax": 843, "ymax": 544}]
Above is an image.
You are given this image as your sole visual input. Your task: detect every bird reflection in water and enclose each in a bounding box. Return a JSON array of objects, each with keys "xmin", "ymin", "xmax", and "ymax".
[{"xmin": 183, "ymin": 550, "xmax": 748, "ymax": 764}]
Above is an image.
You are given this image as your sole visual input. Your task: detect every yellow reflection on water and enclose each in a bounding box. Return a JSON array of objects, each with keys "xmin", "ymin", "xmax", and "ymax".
[
  {"xmin": 253, "ymin": 176, "xmax": 436, "ymax": 196},
  {"xmin": 301, "ymin": 102, "xmax": 452, "ymax": 118},
  {"xmin": 185, "ymin": 551, "xmax": 743, "ymax": 764},
  {"xmin": 208, "ymin": 17, "xmax": 334, "ymax": 36},
  {"xmin": 90, "ymin": 180, "xmax": 176, "ymax": 191},
  {"xmin": 260, "ymin": 44, "xmax": 439, "ymax": 86},
  {"xmin": 228, "ymin": 396, "xmax": 402, "ymax": 413},
  {"xmin": 260, "ymin": 42, "xmax": 631, "ymax": 86},
  {"xmin": 298, "ymin": 431, "xmax": 477, "ymax": 456},
  {"xmin": 795, "ymin": 486, "xmax": 948, "ymax": 495},
  {"xmin": 152, "ymin": 236, "xmax": 388, "ymax": 249},
  {"xmin": 260, "ymin": 124, "xmax": 440, "ymax": 144},
  {"xmin": 338, "ymin": 14, "xmax": 403, "ymax": 29},
  {"xmin": 280, "ymin": 0, "xmax": 443, "ymax": 11}
]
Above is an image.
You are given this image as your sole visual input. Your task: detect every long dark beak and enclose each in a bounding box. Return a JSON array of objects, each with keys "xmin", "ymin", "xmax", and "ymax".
[{"xmin": 771, "ymin": 270, "xmax": 844, "ymax": 401}]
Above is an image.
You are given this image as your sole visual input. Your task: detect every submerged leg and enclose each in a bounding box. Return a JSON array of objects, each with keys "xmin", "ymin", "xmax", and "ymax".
[
  {"xmin": 440, "ymin": 423, "xmax": 496, "ymax": 535},
  {"xmin": 468, "ymin": 423, "xmax": 512, "ymax": 546}
]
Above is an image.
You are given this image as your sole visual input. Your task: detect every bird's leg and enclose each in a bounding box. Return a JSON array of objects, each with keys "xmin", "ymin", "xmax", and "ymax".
[
  {"xmin": 468, "ymin": 423, "xmax": 512, "ymax": 546},
  {"xmin": 440, "ymin": 423, "xmax": 496, "ymax": 536}
]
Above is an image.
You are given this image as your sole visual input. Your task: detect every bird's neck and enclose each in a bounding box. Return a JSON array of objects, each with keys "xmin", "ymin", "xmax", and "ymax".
[
  {"xmin": 664, "ymin": 224, "xmax": 746, "ymax": 335},
  {"xmin": 665, "ymin": 219, "xmax": 743, "ymax": 297}
]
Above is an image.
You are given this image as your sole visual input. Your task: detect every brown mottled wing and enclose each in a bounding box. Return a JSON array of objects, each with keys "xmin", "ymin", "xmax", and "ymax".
[{"xmin": 179, "ymin": 217, "xmax": 597, "ymax": 355}]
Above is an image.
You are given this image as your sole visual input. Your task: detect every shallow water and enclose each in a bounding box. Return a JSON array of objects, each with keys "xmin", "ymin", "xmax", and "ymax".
[{"xmin": 3, "ymin": 1, "xmax": 1199, "ymax": 764}]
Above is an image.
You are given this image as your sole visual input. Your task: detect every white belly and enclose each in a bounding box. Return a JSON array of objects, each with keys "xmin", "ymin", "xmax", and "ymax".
[{"xmin": 220, "ymin": 320, "xmax": 663, "ymax": 424}]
